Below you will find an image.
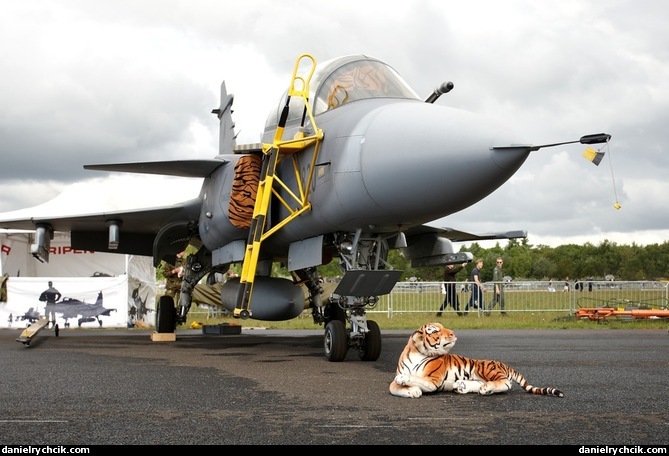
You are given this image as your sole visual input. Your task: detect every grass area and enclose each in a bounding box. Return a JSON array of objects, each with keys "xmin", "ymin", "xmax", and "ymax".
[{"xmin": 185, "ymin": 307, "xmax": 669, "ymax": 331}]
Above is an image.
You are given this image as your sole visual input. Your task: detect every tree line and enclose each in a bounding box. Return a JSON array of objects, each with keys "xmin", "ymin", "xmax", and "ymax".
[{"xmin": 317, "ymin": 238, "xmax": 669, "ymax": 283}]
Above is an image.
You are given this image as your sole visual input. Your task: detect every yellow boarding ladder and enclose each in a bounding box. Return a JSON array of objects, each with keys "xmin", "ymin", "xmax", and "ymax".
[{"xmin": 234, "ymin": 54, "xmax": 324, "ymax": 318}]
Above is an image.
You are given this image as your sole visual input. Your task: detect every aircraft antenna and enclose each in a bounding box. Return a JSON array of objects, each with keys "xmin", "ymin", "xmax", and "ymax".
[{"xmin": 605, "ymin": 139, "xmax": 621, "ymax": 210}]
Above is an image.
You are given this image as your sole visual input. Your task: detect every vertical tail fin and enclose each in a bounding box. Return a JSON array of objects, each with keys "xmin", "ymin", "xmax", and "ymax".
[{"xmin": 212, "ymin": 81, "xmax": 237, "ymax": 155}]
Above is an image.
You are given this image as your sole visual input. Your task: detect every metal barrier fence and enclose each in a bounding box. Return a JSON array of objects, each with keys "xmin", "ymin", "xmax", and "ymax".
[{"xmin": 367, "ymin": 280, "xmax": 669, "ymax": 317}]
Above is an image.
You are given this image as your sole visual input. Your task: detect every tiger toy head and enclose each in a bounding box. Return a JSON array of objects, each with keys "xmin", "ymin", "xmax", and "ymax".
[
  {"xmin": 407, "ymin": 322, "xmax": 457, "ymax": 357},
  {"xmin": 389, "ymin": 322, "xmax": 564, "ymax": 399}
]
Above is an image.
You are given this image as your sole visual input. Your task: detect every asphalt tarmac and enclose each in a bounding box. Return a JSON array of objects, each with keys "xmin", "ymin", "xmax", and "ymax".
[{"xmin": 1, "ymin": 325, "xmax": 667, "ymax": 446}]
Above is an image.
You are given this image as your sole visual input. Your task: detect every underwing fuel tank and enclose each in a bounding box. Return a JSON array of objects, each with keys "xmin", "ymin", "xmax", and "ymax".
[{"xmin": 220, "ymin": 277, "xmax": 305, "ymax": 321}]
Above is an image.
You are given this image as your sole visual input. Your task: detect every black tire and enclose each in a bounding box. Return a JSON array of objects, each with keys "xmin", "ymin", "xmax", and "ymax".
[
  {"xmin": 324, "ymin": 320, "xmax": 348, "ymax": 362},
  {"xmin": 156, "ymin": 296, "xmax": 176, "ymax": 333},
  {"xmin": 359, "ymin": 319, "xmax": 382, "ymax": 361}
]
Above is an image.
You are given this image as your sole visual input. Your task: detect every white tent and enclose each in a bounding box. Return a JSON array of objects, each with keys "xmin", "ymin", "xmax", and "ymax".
[{"xmin": 0, "ymin": 229, "xmax": 155, "ymax": 329}]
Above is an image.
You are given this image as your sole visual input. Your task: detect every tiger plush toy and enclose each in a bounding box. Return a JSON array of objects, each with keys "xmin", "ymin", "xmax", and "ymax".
[{"xmin": 389, "ymin": 322, "xmax": 564, "ymax": 398}]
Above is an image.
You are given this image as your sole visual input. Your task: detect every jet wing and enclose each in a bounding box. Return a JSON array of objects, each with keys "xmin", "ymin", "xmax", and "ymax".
[
  {"xmin": 83, "ymin": 158, "xmax": 227, "ymax": 177},
  {"xmin": 0, "ymin": 159, "xmax": 226, "ymax": 261},
  {"xmin": 0, "ymin": 198, "xmax": 203, "ymax": 259},
  {"xmin": 404, "ymin": 225, "xmax": 527, "ymax": 242},
  {"xmin": 0, "ymin": 196, "xmax": 200, "ymax": 231},
  {"xmin": 400, "ymin": 225, "xmax": 527, "ymax": 267}
]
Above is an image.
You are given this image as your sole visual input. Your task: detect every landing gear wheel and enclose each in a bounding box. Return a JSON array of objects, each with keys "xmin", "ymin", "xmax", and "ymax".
[
  {"xmin": 324, "ymin": 320, "xmax": 348, "ymax": 362},
  {"xmin": 54, "ymin": 324, "xmax": 59, "ymax": 337},
  {"xmin": 358, "ymin": 319, "xmax": 382, "ymax": 361},
  {"xmin": 156, "ymin": 296, "xmax": 176, "ymax": 333}
]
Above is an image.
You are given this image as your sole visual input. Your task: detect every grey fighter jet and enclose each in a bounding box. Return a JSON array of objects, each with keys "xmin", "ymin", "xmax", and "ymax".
[
  {"xmin": 0, "ymin": 54, "xmax": 610, "ymax": 361},
  {"xmin": 48, "ymin": 291, "xmax": 115, "ymax": 328}
]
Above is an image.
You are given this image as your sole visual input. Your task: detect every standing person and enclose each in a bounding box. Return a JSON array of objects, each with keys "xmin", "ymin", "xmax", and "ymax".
[
  {"xmin": 486, "ymin": 257, "xmax": 506, "ymax": 315},
  {"xmin": 436, "ymin": 262, "xmax": 467, "ymax": 317},
  {"xmin": 39, "ymin": 280, "xmax": 61, "ymax": 327},
  {"xmin": 465, "ymin": 258, "xmax": 484, "ymax": 314},
  {"xmin": 162, "ymin": 251, "xmax": 185, "ymax": 300}
]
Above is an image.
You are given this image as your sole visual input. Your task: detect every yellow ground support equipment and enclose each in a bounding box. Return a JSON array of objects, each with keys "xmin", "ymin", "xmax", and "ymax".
[
  {"xmin": 235, "ymin": 54, "xmax": 323, "ymax": 318},
  {"xmin": 16, "ymin": 318, "xmax": 56, "ymax": 346}
]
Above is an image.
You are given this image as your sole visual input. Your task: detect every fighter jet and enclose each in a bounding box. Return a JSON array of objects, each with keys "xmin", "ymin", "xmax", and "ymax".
[
  {"xmin": 0, "ymin": 53, "xmax": 610, "ymax": 361},
  {"xmin": 16, "ymin": 308, "xmax": 41, "ymax": 324},
  {"xmin": 129, "ymin": 285, "xmax": 153, "ymax": 325},
  {"xmin": 49, "ymin": 291, "xmax": 115, "ymax": 328}
]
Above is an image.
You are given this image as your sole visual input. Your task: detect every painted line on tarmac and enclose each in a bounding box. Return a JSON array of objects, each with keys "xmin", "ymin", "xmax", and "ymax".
[{"xmin": 0, "ymin": 419, "xmax": 69, "ymax": 423}]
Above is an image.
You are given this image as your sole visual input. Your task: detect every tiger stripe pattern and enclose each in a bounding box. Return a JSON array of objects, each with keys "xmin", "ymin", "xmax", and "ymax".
[
  {"xmin": 228, "ymin": 154, "xmax": 262, "ymax": 229},
  {"xmin": 389, "ymin": 322, "xmax": 564, "ymax": 398}
]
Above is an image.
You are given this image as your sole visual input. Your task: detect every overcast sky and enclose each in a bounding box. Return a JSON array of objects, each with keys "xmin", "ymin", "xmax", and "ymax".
[{"xmin": 1, "ymin": 0, "xmax": 667, "ymax": 248}]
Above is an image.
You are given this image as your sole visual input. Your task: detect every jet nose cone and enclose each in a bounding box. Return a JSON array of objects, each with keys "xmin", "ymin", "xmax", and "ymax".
[{"xmin": 359, "ymin": 101, "xmax": 530, "ymax": 220}]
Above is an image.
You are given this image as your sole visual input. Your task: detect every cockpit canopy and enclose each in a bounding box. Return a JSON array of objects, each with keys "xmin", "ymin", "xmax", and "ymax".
[{"xmin": 264, "ymin": 54, "xmax": 420, "ymax": 131}]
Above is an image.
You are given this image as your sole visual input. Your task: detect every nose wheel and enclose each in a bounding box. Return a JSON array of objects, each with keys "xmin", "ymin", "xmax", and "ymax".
[
  {"xmin": 358, "ymin": 319, "xmax": 381, "ymax": 361},
  {"xmin": 323, "ymin": 318, "xmax": 382, "ymax": 362},
  {"xmin": 324, "ymin": 320, "xmax": 347, "ymax": 362}
]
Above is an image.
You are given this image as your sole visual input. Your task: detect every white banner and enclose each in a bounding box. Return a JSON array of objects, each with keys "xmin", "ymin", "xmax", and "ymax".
[
  {"xmin": 1, "ymin": 231, "xmax": 126, "ymax": 277},
  {"xmin": 0, "ymin": 231, "xmax": 156, "ymax": 329},
  {"xmin": 3, "ymin": 276, "xmax": 130, "ymax": 329}
]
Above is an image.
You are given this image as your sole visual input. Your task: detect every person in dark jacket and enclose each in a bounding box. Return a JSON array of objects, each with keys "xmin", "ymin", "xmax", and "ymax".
[
  {"xmin": 39, "ymin": 280, "xmax": 61, "ymax": 326},
  {"xmin": 465, "ymin": 258, "xmax": 484, "ymax": 314},
  {"xmin": 436, "ymin": 262, "xmax": 467, "ymax": 317},
  {"xmin": 485, "ymin": 257, "xmax": 507, "ymax": 315}
]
